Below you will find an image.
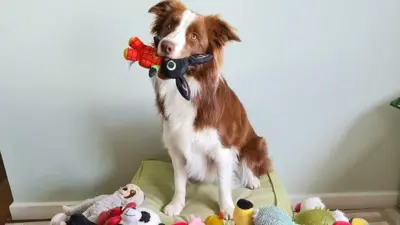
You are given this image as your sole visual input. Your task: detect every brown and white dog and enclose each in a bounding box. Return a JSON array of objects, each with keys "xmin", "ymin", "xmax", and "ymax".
[{"xmin": 147, "ymin": 0, "xmax": 271, "ymax": 219}]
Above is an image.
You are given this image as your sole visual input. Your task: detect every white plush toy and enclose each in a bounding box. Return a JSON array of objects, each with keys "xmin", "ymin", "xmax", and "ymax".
[
  {"xmin": 50, "ymin": 183, "xmax": 145, "ymax": 225},
  {"xmin": 297, "ymin": 197, "xmax": 326, "ymax": 212},
  {"xmin": 120, "ymin": 206, "xmax": 164, "ymax": 225}
]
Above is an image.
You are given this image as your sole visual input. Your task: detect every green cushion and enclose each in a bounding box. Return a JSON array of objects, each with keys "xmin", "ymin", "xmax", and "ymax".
[{"xmin": 132, "ymin": 159, "xmax": 292, "ymax": 224}]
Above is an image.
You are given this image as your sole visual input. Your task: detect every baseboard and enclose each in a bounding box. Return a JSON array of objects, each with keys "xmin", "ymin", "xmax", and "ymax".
[
  {"xmin": 10, "ymin": 201, "xmax": 80, "ymax": 221},
  {"xmin": 10, "ymin": 191, "xmax": 400, "ymax": 220},
  {"xmin": 289, "ymin": 191, "xmax": 399, "ymax": 210}
]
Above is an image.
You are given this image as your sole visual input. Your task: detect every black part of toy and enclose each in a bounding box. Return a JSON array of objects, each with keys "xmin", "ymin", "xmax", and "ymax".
[
  {"xmin": 153, "ymin": 36, "xmax": 213, "ymax": 101},
  {"xmin": 140, "ymin": 211, "xmax": 151, "ymax": 223},
  {"xmin": 236, "ymin": 199, "xmax": 254, "ymax": 210},
  {"xmin": 188, "ymin": 54, "xmax": 213, "ymax": 66},
  {"xmin": 66, "ymin": 213, "xmax": 96, "ymax": 225},
  {"xmin": 162, "ymin": 58, "xmax": 190, "ymax": 79},
  {"xmin": 154, "ymin": 36, "xmax": 161, "ymax": 49},
  {"xmin": 161, "ymin": 54, "xmax": 213, "ymax": 79},
  {"xmin": 176, "ymin": 76, "xmax": 191, "ymax": 101},
  {"xmin": 149, "ymin": 66, "xmax": 158, "ymax": 78}
]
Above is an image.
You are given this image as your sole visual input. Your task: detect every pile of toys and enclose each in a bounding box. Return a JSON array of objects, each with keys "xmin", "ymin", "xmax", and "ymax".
[
  {"xmin": 50, "ymin": 184, "xmax": 162, "ymax": 225},
  {"xmin": 50, "ymin": 183, "xmax": 368, "ymax": 225}
]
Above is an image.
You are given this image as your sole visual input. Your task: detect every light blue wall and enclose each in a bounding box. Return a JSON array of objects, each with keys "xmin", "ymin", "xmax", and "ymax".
[{"xmin": 0, "ymin": 0, "xmax": 399, "ymax": 202}]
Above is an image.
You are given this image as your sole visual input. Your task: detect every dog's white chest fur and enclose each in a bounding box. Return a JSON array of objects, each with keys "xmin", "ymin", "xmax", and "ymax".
[{"xmin": 155, "ymin": 77, "xmax": 227, "ymax": 183}]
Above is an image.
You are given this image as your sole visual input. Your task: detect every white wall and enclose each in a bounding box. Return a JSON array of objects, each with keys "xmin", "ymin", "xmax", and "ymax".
[{"xmin": 0, "ymin": 0, "xmax": 400, "ymax": 202}]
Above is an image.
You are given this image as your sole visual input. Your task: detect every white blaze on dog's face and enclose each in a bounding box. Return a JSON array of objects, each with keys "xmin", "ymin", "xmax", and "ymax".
[
  {"xmin": 157, "ymin": 10, "xmax": 198, "ymax": 58},
  {"xmin": 148, "ymin": 0, "xmax": 241, "ymax": 60}
]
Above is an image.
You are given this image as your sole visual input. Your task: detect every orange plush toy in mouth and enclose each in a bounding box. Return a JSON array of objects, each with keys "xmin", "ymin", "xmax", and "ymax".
[{"xmin": 123, "ymin": 36, "xmax": 162, "ymax": 76}]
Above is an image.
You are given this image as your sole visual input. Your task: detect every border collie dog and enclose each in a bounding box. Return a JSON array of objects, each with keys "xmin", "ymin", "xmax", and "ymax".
[{"xmin": 147, "ymin": 0, "xmax": 271, "ymax": 219}]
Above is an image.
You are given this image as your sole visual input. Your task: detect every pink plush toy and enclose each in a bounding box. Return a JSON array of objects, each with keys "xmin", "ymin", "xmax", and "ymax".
[
  {"xmin": 172, "ymin": 215, "xmax": 205, "ymax": 225},
  {"xmin": 188, "ymin": 215, "xmax": 205, "ymax": 225}
]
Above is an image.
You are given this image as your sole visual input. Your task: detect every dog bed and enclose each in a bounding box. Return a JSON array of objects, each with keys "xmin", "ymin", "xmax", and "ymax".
[{"xmin": 132, "ymin": 159, "xmax": 292, "ymax": 224}]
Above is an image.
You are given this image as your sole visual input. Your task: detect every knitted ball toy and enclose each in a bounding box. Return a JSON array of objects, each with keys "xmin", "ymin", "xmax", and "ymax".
[{"xmin": 253, "ymin": 206, "xmax": 295, "ymax": 225}]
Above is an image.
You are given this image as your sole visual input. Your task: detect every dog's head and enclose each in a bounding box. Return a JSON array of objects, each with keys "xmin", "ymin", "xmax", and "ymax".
[{"xmin": 148, "ymin": 0, "xmax": 240, "ymax": 61}]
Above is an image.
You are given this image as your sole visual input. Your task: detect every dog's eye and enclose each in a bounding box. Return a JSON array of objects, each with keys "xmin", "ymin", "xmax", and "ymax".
[
  {"xmin": 191, "ymin": 33, "xmax": 198, "ymax": 40},
  {"xmin": 167, "ymin": 24, "xmax": 174, "ymax": 30}
]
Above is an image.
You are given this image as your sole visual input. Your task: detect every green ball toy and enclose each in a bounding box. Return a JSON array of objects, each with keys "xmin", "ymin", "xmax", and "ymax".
[{"xmin": 294, "ymin": 208, "xmax": 336, "ymax": 225}]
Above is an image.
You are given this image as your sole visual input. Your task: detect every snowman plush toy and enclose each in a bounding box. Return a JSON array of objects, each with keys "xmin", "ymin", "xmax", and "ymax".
[
  {"xmin": 97, "ymin": 202, "xmax": 164, "ymax": 225},
  {"xmin": 50, "ymin": 183, "xmax": 145, "ymax": 225}
]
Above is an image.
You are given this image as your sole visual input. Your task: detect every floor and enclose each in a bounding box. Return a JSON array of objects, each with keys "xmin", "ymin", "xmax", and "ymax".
[{"xmin": 4, "ymin": 208, "xmax": 400, "ymax": 225}]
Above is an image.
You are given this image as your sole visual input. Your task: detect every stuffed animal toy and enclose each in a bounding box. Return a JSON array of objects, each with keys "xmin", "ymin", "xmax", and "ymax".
[
  {"xmin": 349, "ymin": 218, "xmax": 369, "ymax": 225},
  {"xmin": 234, "ymin": 199, "xmax": 254, "ymax": 225},
  {"xmin": 124, "ymin": 36, "xmax": 162, "ymax": 73},
  {"xmin": 295, "ymin": 197, "xmax": 326, "ymax": 213},
  {"xmin": 64, "ymin": 213, "xmax": 95, "ymax": 225},
  {"xmin": 295, "ymin": 208, "xmax": 337, "ymax": 225},
  {"xmin": 98, "ymin": 202, "xmax": 164, "ymax": 225},
  {"xmin": 188, "ymin": 215, "xmax": 205, "ymax": 225},
  {"xmin": 123, "ymin": 36, "xmax": 213, "ymax": 101},
  {"xmin": 294, "ymin": 197, "xmax": 350, "ymax": 225},
  {"xmin": 50, "ymin": 183, "xmax": 145, "ymax": 225},
  {"xmin": 230, "ymin": 198, "xmax": 294, "ymax": 225},
  {"xmin": 172, "ymin": 222, "xmax": 188, "ymax": 225},
  {"xmin": 97, "ymin": 202, "xmax": 136, "ymax": 225},
  {"xmin": 204, "ymin": 213, "xmax": 224, "ymax": 225},
  {"xmin": 159, "ymin": 54, "xmax": 213, "ymax": 101},
  {"xmin": 390, "ymin": 97, "xmax": 400, "ymax": 109},
  {"xmin": 171, "ymin": 215, "xmax": 205, "ymax": 225},
  {"xmin": 253, "ymin": 205, "xmax": 295, "ymax": 225}
]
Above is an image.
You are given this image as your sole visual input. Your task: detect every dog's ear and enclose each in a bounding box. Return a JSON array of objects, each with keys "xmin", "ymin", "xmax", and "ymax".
[
  {"xmin": 148, "ymin": 0, "xmax": 185, "ymax": 16},
  {"xmin": 148, "ymin": 0, "xmax": 186, "ymax": 36},
  {"xmin": 206, "ymin": 15, "xmax": 241, "ymax": 48}
]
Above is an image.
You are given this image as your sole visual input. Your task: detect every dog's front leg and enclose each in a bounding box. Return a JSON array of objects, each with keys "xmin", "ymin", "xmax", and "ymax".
[
  {"xmin": 216, "ymin": 149, "xmax": 235, "ymax": 220},
  {"xmin": 164, "ymin": 149, "xmax": 187, "ymax": 216}
]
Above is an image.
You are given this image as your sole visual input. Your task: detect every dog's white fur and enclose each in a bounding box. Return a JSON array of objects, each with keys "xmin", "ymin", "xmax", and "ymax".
[{"xmin": 152, "ymin": 10, "xmax": 260, "ymax": 219}]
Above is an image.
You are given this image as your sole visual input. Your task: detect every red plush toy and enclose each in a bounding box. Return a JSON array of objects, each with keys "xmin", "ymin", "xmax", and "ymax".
[
  {"xmin": 123, "ymin": 37, "xmax": 162, "ymax": 69},
  {"xmin": 97, "ymin": 202, "xmax": 137, "ymax": 225}
]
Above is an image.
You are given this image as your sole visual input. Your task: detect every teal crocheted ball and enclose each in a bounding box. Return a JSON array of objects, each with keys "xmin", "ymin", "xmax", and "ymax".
[{"xmin": 254, "ymin": 206, "xmax": 295, "ymax": 225}]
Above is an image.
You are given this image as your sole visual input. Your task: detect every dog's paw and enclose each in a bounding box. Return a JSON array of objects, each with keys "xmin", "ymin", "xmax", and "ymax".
[
  {"xmin": 246, "ymin": 176, "xmax": 261, "ymax": 190},
  {"xmin": 220, "ymin": 206, "xmax": 234, "ymax": 220},
  {"xmin": 164, "ymin": 200, "xmax": 184, "ymax": 216},
  {"xmin": 219, "ymin": 199, "xmax": 235, "ymax": 220}
]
